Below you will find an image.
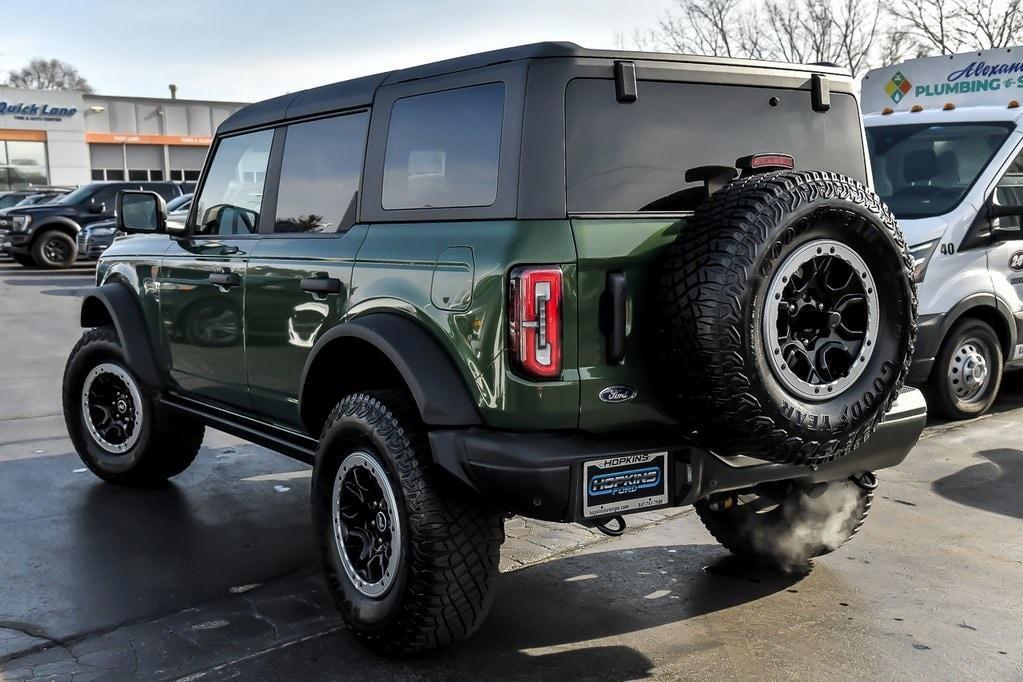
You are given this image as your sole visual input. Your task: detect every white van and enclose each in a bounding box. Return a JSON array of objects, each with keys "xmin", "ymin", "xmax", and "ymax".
[{"xmin": 862, "ymin": 47, "xmax": 1023, "ymax": 419}]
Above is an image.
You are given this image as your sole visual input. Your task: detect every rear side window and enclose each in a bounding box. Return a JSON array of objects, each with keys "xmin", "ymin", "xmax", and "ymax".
[
  {"xmin": 192, "ymin": 129, "xmax": 273, "ymax": 236},
  {"xmin": 565, "ymin": 79, "xmax": 868, "ymax": 213},
  {"xmin": 382, "ymin": 83, "xmax": 504, "ymax": 210},
  {"xmin": 274, "ymin": 112, "xmax": 369, "ymax": 233}
]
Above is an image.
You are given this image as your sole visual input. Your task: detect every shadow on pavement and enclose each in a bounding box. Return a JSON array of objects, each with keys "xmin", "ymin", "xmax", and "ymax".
[{"xmin": 932, "ymin": 448, "xmax": 1023, "ymax": 520}]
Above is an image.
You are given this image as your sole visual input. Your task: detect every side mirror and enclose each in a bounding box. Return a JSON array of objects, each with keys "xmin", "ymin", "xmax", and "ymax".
[
  {"xmin": 117, "ymin": 190, "xmax": 167, "ymax": 234},
  {"xmin": 988, "ymin": 195, "xmax": 1023, "ymax": 241},
  {"xmin": 88, "ymin": 201, "xmax": 106, "ymax": 214}
]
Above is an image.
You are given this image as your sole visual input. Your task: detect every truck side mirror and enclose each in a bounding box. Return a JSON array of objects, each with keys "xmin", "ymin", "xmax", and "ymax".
[
  {"xmin": 117, "ymin": 190, "xmax": 167, "ymax": 234},
  {"xmin": 987, "ymin": 195, "xmax": 1023, "ymax": 241}
]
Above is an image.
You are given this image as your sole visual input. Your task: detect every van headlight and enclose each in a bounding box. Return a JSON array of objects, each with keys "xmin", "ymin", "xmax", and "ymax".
[
  {"xmin": 908, "ymin": 239, "xmax": 939, "ymax": 282},
  {"xmin": 11, "ymin": 215, "xmax": 31, "ymax": 231}
]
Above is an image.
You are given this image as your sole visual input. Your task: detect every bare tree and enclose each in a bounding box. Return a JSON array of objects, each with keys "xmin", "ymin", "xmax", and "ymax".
[
  {"xmin": 642, "ymin": 0, "xmax": 883, "ymax": 74},
  {"xmin": 951, "ymin": 0, "xmax": 1023, "ymax": 48},
  {"xmin": 6, "ymin": 58, "xmax": 93, "ymax": 93},
  {"xmin": 886, "ymin": 0, "xmax": 963, "ymax": 54}
]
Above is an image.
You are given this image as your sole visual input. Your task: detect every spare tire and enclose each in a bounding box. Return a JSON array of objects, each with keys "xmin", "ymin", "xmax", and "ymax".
[{"xmin": 658, "ymin": 170, "xmax": 916, "ymax": 466}]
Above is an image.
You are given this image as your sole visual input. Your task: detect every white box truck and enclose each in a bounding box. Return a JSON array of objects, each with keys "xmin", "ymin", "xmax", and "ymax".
[{"xmin": 863, "ymin": 47, "xmax": 1023, "ymax": 419}]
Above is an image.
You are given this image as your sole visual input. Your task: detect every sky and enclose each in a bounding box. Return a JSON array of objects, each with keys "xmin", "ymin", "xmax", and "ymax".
[{"xmin": 0, "ymin": 0, "xmax": 668, "ymax": 103}]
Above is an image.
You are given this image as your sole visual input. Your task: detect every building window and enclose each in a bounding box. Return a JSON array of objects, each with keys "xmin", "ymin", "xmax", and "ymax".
[
  {"xmin": 0, "ymin": 140, "xmax": 48, "ymax": 190},
  {"xmin": 126, "ymin": 169, "xmax": 164, "ymax": 181},
  {"xmin": 92, "ymin": 168, "xmax": 126, "ymax": 181},
  {"xmin": 184, "ymin": 170, "xmax": 201, "ymax": 181},
  {"xmin": 91, "ymin": 169, "xmax": 105, "ymax": 181}
]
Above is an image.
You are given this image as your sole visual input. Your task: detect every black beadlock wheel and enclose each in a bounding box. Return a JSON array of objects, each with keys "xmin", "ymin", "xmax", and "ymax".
[
  {"xmin": 62, "ymin": 326, "xmax": 205, "ymax": 486},
  {"xmin": 312, "ymin": 390, "xmax": 504, "ymax": 656},
  {"xmin": 695, "ymin": 478, "xmax": 873, "ymax": 568},
  {"xmin": 658, "ymin": 170, "xmax": 917, "ymax": 466}
]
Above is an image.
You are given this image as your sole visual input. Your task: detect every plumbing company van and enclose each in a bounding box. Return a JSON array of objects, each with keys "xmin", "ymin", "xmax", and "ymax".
[{"xmin": 863, "ymin": 47, "xmax": 1023, "ymax": 419}]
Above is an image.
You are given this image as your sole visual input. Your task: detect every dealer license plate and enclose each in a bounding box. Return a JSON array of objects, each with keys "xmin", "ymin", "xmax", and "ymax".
[{"xmin": 582, "ymin": 451, "xmax": 669, "ymax": 518}]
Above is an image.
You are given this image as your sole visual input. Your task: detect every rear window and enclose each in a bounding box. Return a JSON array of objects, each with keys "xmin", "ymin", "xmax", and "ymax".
[
  {"xmin": 382, "ymin": 83, "xmax": 504, "ymax": 210},
  {"xmin": 565, "ymin": 79, "xmax": 867, "ymax": 213}
]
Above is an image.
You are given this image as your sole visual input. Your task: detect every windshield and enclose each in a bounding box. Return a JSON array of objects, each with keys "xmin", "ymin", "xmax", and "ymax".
[
  {"xmin": 166, "ymin": 193, "xmax": 192, "ymax": 212},
  {"xmin": 55, "ymin": 184, "xmax": 100, "ymax": 205},
  {"xmin": 866, "ymin": 123, "xmax": 1014, "ymax": 220}
]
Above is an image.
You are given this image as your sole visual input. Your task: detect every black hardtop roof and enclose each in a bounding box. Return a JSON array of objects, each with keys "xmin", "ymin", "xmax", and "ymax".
[{"xmin": 219, "ymin": 41, "xmax": 851, "ymax": 135}]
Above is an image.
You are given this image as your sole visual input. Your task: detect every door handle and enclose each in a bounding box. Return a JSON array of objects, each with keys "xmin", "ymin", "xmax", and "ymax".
[
  {"xmin": 208, "ymin": 271, "xmax": 241, "ymax": 288},
  {"xmin": 605, "ymin": 271, "xmax": 627, "ymax": 364},
  {"xmin": 300, "ymin": 277, "xmax": 342, "ymax": 295}
]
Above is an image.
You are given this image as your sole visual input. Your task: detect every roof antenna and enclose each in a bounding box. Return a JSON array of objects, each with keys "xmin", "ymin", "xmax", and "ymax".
[{"xmin": 168, "ymin": 84, "xmax": 178, "ymax": 100}]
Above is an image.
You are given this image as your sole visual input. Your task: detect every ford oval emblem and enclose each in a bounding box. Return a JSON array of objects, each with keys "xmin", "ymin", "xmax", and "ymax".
[{"xmin": 599, "ymin": 385, "xmax": 637, "ymax": 403}]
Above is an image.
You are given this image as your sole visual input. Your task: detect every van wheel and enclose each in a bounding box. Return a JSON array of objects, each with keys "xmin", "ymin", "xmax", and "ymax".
[
  {"xmin": 312, "ymin": 391, "xmax": 503, "ymax": 656},
  {"xmin": 929, "ymin": 318, "xmax": 1002, "ymax": 420},
  {"xmin": 63, "ymin": 326, "xmax": 205, "ymax": 485},
  {"xmin": 32, "ymin": 230, "xmax": 77, "ymax": 268},
  {"xmin": 695, "ymin": 478, "xmax": 872, "ymax": 570}
]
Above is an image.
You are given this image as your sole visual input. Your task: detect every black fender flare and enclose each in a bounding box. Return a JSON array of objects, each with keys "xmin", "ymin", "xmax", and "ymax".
[
  {"xmin": 80, "ymin": 283, "xmax": 163, "ymax": 388},
  {"xmin": 937, "ymin": 293, "xmax": 1015, "ymax": 357},
  {"xmin": 31, "ymin": 216, "xmax": 83, "ymax": 240},
  {"xmin": 299, "ymin": 313, "xmax": 481, "ymax": 428}
]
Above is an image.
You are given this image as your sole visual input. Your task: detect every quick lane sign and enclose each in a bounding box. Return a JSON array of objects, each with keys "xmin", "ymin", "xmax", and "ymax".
[{"xmin": 0, "ymin": 101, "xmax": 78, "ymax": 121}]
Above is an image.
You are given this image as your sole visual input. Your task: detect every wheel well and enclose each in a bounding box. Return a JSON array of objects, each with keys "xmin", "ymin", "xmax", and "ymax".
[
  {"xmin": 81, "ymin": 296, "xmax": 114, "ymax": 328},
  {"xmin": 32, "ymin": 222, "xmax": 78, "ymax": 246},
  {"xmin": 300, "ymin": 337, "xmax": 412, "ymax": 437},
  {"xmin": 956, "ymin": 307, "xmax": 1011, "ymax": 358}
]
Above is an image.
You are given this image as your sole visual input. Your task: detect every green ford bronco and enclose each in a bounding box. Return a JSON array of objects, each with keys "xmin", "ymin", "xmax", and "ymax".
[{"xmin": 62, "ymin": 43, "xmax": 925, "ymax": 655}]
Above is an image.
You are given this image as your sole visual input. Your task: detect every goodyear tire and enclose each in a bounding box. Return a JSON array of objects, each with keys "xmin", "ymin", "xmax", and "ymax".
[
  {"xmin": 63, "ymin": 326, "xmax": 205, "ymax": 485},
  {"xmin": 659, "ymin": 171, "xmax": 916, "ymax": 466},
  {"xmin": 312, "ymin": 390, "xmax": 503, "ymax": 656},
  {"xmin": 696, "ymin": 478, "xmax": 873, "ymax": 569}
]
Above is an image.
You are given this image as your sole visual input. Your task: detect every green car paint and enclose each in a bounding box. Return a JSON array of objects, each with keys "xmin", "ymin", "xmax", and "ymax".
[{"xmin": 98, "ymin": 215, "xmax": 684, "ymax": 436}]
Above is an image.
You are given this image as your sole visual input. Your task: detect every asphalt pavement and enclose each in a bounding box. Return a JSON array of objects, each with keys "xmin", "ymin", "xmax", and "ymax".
[{"xmin": 0, "ymin": 257, "xmax": 1021, "ymax": 680}]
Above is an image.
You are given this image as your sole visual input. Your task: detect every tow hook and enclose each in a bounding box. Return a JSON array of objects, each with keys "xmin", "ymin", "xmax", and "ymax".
[
  {"xmin": 593, "ymin": 515, "xmax": 627, "ymax": 537},
  {"xmin": 852, "ymin": 472, "xmax": 878, "ymax": 491}
]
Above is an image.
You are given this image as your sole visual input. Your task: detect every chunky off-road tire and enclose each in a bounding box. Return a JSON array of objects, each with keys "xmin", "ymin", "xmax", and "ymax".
[
  {"xmin": 659, "ymin": 170, "xmax": 916, "ymax": 466},
  {"xmin": 695, "ymin": 478, "xmax": 872, "ymax": 569},
  {"xmin": 928, "ymin": 318, "xmax": 1003, "ymax": 420},
  {"xmin": 9, "ymin": 252, "xmax": 35, "ymax": 267},
  {"xmin": 63, "ymin": 326, "xmax": 205, "ymax": 486},
  {"xmin": 32, "ymin": 229, "xmax": 77, "ymax": 268},
  {"xmin": 312, "ymin": 390, "xmax": 504, "ymax": 656}
]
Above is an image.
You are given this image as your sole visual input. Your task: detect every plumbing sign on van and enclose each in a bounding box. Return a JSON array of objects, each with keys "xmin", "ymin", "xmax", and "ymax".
[{"xmin": 863, "ymin": 47, "xmax": 1023, "ymax": 113}]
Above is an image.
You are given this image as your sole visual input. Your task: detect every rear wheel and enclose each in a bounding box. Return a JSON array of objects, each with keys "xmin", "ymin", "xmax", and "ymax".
[
  {"xmin": 928, "ymin": 318, "xmax": 1002, "ymax": 420},
  {"xmin": 312, "ymin": 391, "xmax": 503, "ymax": 656},
  {"xmin": 696, "ymin": 477, "xmax": 873, "ymax": 570},
  {"xmin": 32, "ymin": 229, "xmax": 77, "ymax": 268}
]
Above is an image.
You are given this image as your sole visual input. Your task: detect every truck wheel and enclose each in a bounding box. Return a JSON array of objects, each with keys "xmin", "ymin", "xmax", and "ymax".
[
  {"xmin": 695, "ymin": 478, "xmax": 872, "ymax": 569},
  {"xmin": 928, "ymin": 318, "xmax": 1002, "ymax": 420},
  {"xmin": 312, "ymin": 391, "xmax": 503, "ymax": 656},
  {"xmin": 32, "ymin": 229, "xmax": 77, "ymax": 268},
  {"xmin": 659, "ymin": 170, "xmax": 916, "ymax": 466},
  {"xmin": 62, "ymin": 326, "xmax": 204, "ymax": 486}
]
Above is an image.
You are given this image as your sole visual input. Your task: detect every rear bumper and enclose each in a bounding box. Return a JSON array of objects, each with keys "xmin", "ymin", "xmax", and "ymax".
[{"xmin": 430, "ymin": 387, "xmax": 927, "ymax": 522}]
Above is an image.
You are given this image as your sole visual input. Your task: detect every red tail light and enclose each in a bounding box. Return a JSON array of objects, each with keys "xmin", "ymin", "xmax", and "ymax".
[{"xmin": 509, "ymin": 266, "xmax": 562, "ymax": 379}]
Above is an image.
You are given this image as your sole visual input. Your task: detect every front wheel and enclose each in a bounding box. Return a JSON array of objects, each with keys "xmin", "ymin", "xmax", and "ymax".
[
  {"xmin": 62, "ymin": 326, "xmax": 205, "ymax": 486},
  {"xmin": 695, "ymin": 478, "xmax": 873, "ymax": 570},
  {"xmin": 312, "ymin": 391, "xmax": 503, "ymax": 656},
  {"xmin": 928, "ymin": 318, "xmax": 1003, "ymax": 420},
  {"xmin": 32, "ymin": 229, "xmax": 77, "ymax": 268}
]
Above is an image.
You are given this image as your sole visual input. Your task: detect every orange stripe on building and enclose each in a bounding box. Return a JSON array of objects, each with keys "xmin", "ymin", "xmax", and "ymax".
[
  {"xmin": 85, "ymin": 132, "xmax": 212, "ymax": 146},
  {"xmin": 0, "ymin": 129, "xmax": 47, "ymax": 142}
]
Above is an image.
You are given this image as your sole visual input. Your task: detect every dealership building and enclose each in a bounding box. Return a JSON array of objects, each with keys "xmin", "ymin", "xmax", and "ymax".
[{"xmin": 0, "ymin": 86, "xmax": 246, "ymax": 190}]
